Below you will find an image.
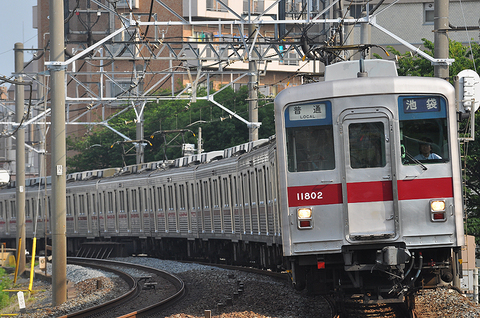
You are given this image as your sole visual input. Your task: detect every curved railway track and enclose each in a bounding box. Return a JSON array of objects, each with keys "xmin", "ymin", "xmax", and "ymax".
[{"xmin": 62, "ymin": 257, "xmax": 185, "ymax": 318}]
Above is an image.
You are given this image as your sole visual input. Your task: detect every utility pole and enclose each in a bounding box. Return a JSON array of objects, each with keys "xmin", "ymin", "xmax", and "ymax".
[
  {"xmin": 197, "ymin": 127, "xmax": 202, "ymax": 154},
  {"xmin": 434, "ymin": 0, "xmax": 449, "ymax": 79},
  {"xmin": 136, "ymin": 103, "xmax": 144, "ymax": 165},
  {"xmin": 49, "ymin": 0, "xmax": 67, "ymax": 306},
  {"xmin": 248, "ymin": 25, "xmax": 259, "ymax": 142},
  {"xmin": 14, "ymin": 42, "xmax": 26, "ymax": 276}
]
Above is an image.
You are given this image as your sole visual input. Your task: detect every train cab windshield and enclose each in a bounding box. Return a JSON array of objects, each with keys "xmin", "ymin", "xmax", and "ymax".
[
  {"xmin": 398, "ymin": 96, "xmax": 449, "ymax": 165},
  {"xmin": 285, "ymin": 101, "xmax": 335, "ymax": 172}
]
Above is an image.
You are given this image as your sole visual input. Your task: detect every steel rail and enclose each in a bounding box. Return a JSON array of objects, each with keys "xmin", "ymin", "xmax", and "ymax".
[{"xmin": 60, "ymin": 257, "xmax": 185, "ymax": 318}]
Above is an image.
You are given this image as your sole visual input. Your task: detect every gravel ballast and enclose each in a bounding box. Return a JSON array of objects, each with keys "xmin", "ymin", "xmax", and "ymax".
[{"xmin": 1, "ymin": 257, "xmax": 480, "ymax": 318}]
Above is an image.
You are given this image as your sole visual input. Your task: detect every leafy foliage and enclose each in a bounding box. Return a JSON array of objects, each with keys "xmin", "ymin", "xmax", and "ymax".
[
  {"xmin": 66, "ymin": 86, "xmax": 275, "ymax": 172},
  {"xmin": 384, "ymin": 38, "xmax": 480, "ymax": 81}
]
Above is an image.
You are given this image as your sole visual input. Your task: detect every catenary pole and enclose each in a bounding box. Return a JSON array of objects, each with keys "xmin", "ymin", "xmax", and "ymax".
[
  {"xmin": 14, "ymin": 42, "xmax": 26, "ymax": 276},
  {"xmin": 248, "ymin": 24, "xmax": 258, "ymax": 142},
  {"xmin": 49, "ymin": 0, "xmax": 67, "ymax": 305},
  {"xmin": 434, "ymin": 0, "xmax": 449, "ymax": 79}
]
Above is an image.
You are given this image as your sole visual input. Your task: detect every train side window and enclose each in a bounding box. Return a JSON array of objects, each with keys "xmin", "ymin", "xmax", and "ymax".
[
  {"xmin": 157, "ymin": 187, "xmax": 164, "ymax": 211},
  {"xmin": 142, "ymin": 188, "xmax": 147, "ymax": 212},
  {"xmin": 232, "ymin": 176, "xmax": 239, "ymax": 207},
  {"xmin": 250, "ymin": 171, "xmax": 257, "ymax": 206},
  {"xmin": 190, "ymin": 183, "xmax": 195, "ymax": 210},
  {"xmin": 185, "ymin": 183, "xmax": 191, "ymax": 211},
  {"xmin": 25, "ymin": 199, "xmax": 30, "ymax": 218},
  {"xmin": 119, "ymin": 190, "xmax": 125, "ymax": 212},
  {"xmin": 98, "ymin": 193, "xmax": 103, "ymax": 214},
  {"xmin": 92, "ymin": 194, "xmax": 96, "ymax": 215},
  {"xmin": 203, "ymin": 181, "xmax": 210, "ymax": 209},
  {"xmin": 179, "ymin": 184, "xmax": 186, "ymax": 210},
  {"xmin": 86, "ymin": 194, "xmax": 91, "ymax": 216},
  {"xmin": 257, "ymin": 169, "xmax": 265, "ymax": 205},
  {"xmin": 168, "ymin": 186, "xmax": 174, "ymax": 210},
  {"xmin": 0, "ymin": 201, "xmax": 4, "ymax": 219},
  {"xmin": 138, "ymin": 189, "xmax": 143, "ymax": 213},
  {"xmin": 223, "ymin": 177, "xmax": 229, "ymax": 208},
  {"xmin": 349, "ymin": 122, "xmax": 386, "ymax": 169},
  {"xmin": 47, "ymin": 197, "xmax": 51, "ymax": 220},
  {"xmin": 132, "ymin": 189, "xmax": 137, "ymax": 212},
  {"xmin": 213, "ymin": 179, "xmax": 219, "ymax": 208},
  {"xmin": 79, "ymin": 195, "xmax": 85, "ymax": 215},
  {"xmin": 243, "ymin": 173, "xmax": 250, "ymax": 206},
  {"xmin": 108, "ymin": 192, "xmax": 114, "ymax": 213},
  {"xmin": 66, "ymin": 196, "xmax": 72, "ymax": 216},
  {"xmin": 286, "ymin": 125, "xmax": 335, "ymax": 172},
  {"xmin": 37, "ymin": 199, "xmax": 42, "ymax": 218}
]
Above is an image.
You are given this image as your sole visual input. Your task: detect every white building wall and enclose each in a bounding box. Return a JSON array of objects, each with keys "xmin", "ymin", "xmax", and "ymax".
[{"xmin": 370, "ymin": 1, "xmax": 480, "ymax": 46}]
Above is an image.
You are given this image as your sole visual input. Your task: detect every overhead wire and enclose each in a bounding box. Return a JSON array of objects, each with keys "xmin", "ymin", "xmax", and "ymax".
[{"xmin": 458, "ymin": 0, "xmax": 477, "ymax": 73}]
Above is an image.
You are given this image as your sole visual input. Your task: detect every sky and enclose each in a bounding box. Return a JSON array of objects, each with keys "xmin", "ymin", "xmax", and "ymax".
[{"xmin": 0, "ymin": 0, "xmax": 38, "ymax": 78}]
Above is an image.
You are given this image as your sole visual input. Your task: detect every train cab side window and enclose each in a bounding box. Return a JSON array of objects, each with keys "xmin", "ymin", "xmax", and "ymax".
[
  {"xmin": 286, "ymin": 125, "xmax": 335, "ymax": 172},
  {"xmin": 400, "ymin": 119, "xmax": 449, "ymax": 164},
  {"xmin": 348, "ymin": 122, "xmax": 386, "ymax": 169}
]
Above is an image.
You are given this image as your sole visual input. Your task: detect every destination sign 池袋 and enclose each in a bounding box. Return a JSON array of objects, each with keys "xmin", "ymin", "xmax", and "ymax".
[{"xmin": 403, "ymin": 97, "xmax": 441, "ymax": 113}]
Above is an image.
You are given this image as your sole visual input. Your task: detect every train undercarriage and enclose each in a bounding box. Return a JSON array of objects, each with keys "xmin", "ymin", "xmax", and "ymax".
[{"xmin": 288, "ymin": 245, "xmax": 462, "ymax": 304}]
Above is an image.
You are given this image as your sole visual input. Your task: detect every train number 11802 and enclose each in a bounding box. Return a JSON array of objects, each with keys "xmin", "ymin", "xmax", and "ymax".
[{"xmin": 297, "ymin": 191, "xmax": 323, "ymax": 201}]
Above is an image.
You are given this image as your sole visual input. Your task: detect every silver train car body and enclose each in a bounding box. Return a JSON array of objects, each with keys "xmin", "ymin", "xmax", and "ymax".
[
  {"xmin": 0, "ymin": 60, "xmax": 464, "ymax": 302},
  {"xmin": 275, "ymin": 60, "xmax": 464, "ymax": 299}
]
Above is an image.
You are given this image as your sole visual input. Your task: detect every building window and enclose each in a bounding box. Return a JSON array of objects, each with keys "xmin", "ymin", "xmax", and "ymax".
[
  {"xmin": 424, "ymin": 3, "xmax": 434, "ymax": 24},
  {"xmin": 243, "ymin": 0, "xmax": 265, "ymax": 14},
  {"xmin": 107, "ymin": 79, "xmax": 143, "ymax": 98},
  {"xmin": 207, "ymin": 0, "xmax": 228, "ymax": 12},
  {"xmin": 280, "ymin": 48, "xmax": 299, "ymax": 66}
]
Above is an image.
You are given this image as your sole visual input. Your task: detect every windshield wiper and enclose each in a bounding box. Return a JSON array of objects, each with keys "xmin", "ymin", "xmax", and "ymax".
[{"xmin": 405, "ymin": 151, "xmax": 427, "ymax": 171}]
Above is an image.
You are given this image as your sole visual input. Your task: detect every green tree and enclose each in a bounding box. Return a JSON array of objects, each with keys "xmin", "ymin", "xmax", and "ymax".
[
  {"xmin": 384, "ymin": 38, "xmax": 480, "ymax": 80},
  {"xmin": 67, "ymin": 85, "xmax": 275, "ymax": 172}
]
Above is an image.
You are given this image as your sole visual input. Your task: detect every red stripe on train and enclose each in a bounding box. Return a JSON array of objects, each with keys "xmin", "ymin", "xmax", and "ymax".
[
  {"xmin": 287, "ymin": 184, "xmax": 342, "ymax": 207},
  {"xmin": 347, "ymin": 181, "xmax": 393, "ymax": 203},
  {"xmin": 287, "ymin": 177, "xmax": 453, "ymax": 207},
  {"xmin": 397, "ymin": 177, "xmax": 453, "ymax": 200}
]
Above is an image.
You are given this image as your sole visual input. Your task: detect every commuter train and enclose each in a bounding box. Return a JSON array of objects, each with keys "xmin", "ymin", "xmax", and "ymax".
[{"xmin": 0, "ymin": 59, "xmax": 464, "ymax": 303}]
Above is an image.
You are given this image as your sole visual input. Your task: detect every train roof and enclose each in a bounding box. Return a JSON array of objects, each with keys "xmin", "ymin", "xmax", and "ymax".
[{"xmin": 8, "ymin": 137, "xmax": 274, "ymax": 190}]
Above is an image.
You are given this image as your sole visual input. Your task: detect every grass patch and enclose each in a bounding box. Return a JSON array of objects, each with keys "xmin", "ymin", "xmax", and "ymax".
[{"xmin": 0, "ymin": 268, "xmax": 13, "ymax": 309}]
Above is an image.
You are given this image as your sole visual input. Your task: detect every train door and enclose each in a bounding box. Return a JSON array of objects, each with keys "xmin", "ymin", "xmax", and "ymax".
[{"xmin": 341, "ymin": 112, "xmax": 396, "ymax": 240}]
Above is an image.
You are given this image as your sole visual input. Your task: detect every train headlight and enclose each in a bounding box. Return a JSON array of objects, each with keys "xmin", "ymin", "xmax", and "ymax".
[
  {"xmin": 430, "ymin": 199, "xmax": 446, "ymax": 221},
  {"xmin": 297, "ymin": 208, "xmax": 313, "ymax": 229}
]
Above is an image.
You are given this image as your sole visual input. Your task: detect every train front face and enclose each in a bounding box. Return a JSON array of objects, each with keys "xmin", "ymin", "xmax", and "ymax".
[{"xmin": 274, "ymin": 75, "xmax": 464, "ymax": 301}]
